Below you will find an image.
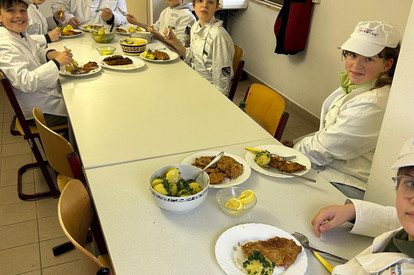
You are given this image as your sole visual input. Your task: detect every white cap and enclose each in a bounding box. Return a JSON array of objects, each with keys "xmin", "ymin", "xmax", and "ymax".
[
  {"xmin": 341, "ymin": 21, "xmax": 400, "ymax": 56},
  {"xmin": 392, "ymin": 138, "xmax": 414, "ymax": 170}
]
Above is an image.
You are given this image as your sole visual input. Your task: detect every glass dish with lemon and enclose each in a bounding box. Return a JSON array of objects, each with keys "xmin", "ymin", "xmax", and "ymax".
[
  {"xmin": 91, "ymin": 28, "xmax": 116, "ymax": 43},
  {"xmin": 216, "ymin": 187, "xmax": 257, "ymax": 217}
]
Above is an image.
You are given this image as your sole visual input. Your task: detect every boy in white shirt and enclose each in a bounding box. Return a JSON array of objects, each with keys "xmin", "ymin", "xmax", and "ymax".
[
  {"xmin": 0, "ymin": 0, "xmax": 73, "ymax": 125},
  {"xmin": 167, "ymin": 0, "xmax": 234, "ymax": 96},
  {"xmin": 126, "ymin": 0, "xmax": 195, "ymax": 47},
  {"xmin": 27, "ymin": 0, "xmax": 62, "ymax": 48}
]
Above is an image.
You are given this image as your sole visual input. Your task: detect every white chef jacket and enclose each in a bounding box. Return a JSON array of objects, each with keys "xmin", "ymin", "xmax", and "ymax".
[
  {"xmin": 27, "ymin": 4, "xmax": 52, "ymax": 48},
  {"xmin": 333, "ymin": 199, "xmax": 413, "ymax": 274},
  {"xmin": 51, "ymin": 0, "xmax": 127, "ymax": 27},
  {"xmin": 0, "ymin": 27, "xmax": 67, "ymax": 120},
  {"xmin": 294, "ymin": 83, "xmax": 390, "ymax": 191},
  {"xmin": 184, "ymin": 17, "xmax": 234, "ymax": 96},
  {"xmin": 153, "ymin": 3, "xmax": 195, "ymax": 47}
]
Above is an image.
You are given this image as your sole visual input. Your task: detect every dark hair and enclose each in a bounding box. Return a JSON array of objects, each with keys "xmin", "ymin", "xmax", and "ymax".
[
  {"xmin": 341, "ymin": 44, "xmax": 401, "ymax": 89},
  {"xmin": 0, "ymin": 0, "xmax": 28, "ymax": 9},
  {"xmin": 398, "ymin": 166, "xmax": 414, "ymax": 177}
]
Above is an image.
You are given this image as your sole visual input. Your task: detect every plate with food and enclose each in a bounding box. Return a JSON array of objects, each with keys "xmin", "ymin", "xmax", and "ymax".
[
  {"xmin": 215, "ymin": 223, "xmax": 307, "ymax": 275},
  {"xmin": 59, "ymin": 61, "xmax": 101, "ymax": 77},
  {"xmin": 99, "ymin": 54, "xmax": 145, "ymax": 70},
  {"xmin": 245, "ymin": 145, "xmax": 311, "ymax": 179},
  {"xmin": 80, "ymin": 24, "xmax": 103, "ymax": 32},
  {"xmin": 60, "ymin": 25, "xmax": 83, "ymax": 38},
  {"xmin": 181, "ymin": 151, "xmax": 251, "ymax": 188},
  {"xmin": 116, "ymin": 25, "xmax": 149, "ymax": 35},
  {"xmin": 140, "ymin": 49, "xmax": 179, "ymax": 62}
]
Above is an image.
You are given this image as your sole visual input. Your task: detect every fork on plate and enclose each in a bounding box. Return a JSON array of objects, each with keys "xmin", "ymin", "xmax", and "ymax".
[{"xmin": 118, "ymin": 7, "xmax": 128, "ymax": 16}]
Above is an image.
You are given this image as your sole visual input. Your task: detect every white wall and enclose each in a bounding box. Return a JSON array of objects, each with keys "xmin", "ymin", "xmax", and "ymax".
[
  {"xmin": 364, "ymin": 2, "xmax": 414, "ymax": 206},
  {"xmin": 229, "ymin": 0, "xmax": 412, "ymax": 117}
]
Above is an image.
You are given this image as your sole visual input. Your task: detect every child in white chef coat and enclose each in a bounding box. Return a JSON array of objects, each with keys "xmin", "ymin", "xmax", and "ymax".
[
  {"xmin": 27, "ymin": 0, "xmax": 63, "ymax": 48},
  {"xmin": 166, "ymin": 0, "xmax": 234, "ymax": 96},
  {"xmin": 311, "ymin": 137, "xmax": 414, "ymax": 274},
  {"xmin": 51, "ymin": 0, "xmax": 127, "ymax": 29},
  {"xmin": 288, "ymin": 21, "xmax": 401, "ymax": 200},
  {"xmin": 126, "ymin": 0, "xmax": 195, "ymax": 47},
  {"xmin": 0, "ymin": 0, "xmax": 73, "ymax": 126}
]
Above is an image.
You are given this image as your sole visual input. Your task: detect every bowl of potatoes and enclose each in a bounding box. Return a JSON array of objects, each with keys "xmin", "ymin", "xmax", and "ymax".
[
  {"xmin": 120, "ymin": 38, "xmax": 147, "ymax": 55},
  {"xmin": 149, "ymin": 164, "xmax": 210, "ymax": 212},
  {"xmin": 91, "ymin": 28, "xmax": 116, "ymax": 43}
]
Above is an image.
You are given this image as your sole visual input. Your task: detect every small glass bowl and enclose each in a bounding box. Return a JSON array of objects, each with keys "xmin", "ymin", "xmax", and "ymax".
[
  {"xmin": 216, "ymin": 187, "xmax": 257, "ymax": 218},
  {"xmin": 97, "ymin": 46, "xmax": 116, "ymax": 55}
]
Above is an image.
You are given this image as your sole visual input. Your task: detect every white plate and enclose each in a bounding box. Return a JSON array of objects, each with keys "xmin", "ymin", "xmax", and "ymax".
[
  {"xmin": 215, "ymin": 223, "xmax": 308, "ymax": 275},
  {"xmin": 99, "ymin": 55, "xmax": 145, "ymax": 71},
  {"xmin": 116, "ymin": 25, "xmax": 149, "ymax": 35},
  {"xmin": 59, "ymin": 62, "xmax": 101, "ymax": 77},
  {"xmin": 60, "ymin": 29, "xmax": 83, "ymax": 38},
  {"xmin": 79, "ymin": 24, "xmax": 103, "ymax": 32},
  {"xmin": 245, "ymin": 145, "xmax": 311, "ymax": 178},
  {"xmin": 181, "ymin": 151, "xmax": 251, "ymax": 189},
  {"xmin": 140, "ymin": 50, "xmax": 179, "ymax": 63}
]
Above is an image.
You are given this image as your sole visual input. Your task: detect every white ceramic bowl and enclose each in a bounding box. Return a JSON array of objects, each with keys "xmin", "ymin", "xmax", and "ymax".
[
  {"xmin": 120, "ymin": 38, "xmax": 147, "ymax": 55},
  {"xmin": 149, "ymin": 164, "xmax": 210, "ymax": 212}
]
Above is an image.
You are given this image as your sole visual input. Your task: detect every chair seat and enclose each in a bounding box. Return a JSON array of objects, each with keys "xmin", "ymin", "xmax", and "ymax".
[
  {"xmin": 57, "ymin": 174, "xmax": 73, "ymax": 192},
  {"xmin": 14, "ymin": 116, "xmax": 68, "ymax": 136}
]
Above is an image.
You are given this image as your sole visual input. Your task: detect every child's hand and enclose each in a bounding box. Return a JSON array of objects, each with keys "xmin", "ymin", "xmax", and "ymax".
[
  {"xmin": 53, "ymin": 9, "xmax": 66, "ymax": 22},
  {"xmin": 101, "ymin": 8, "xmax": 113, "ymax": 21},
  {"xmin": 311, "ymin": 204, "xmax": 356, "ymax": 237},
  {"xmin": 48, "ymin": 28, "xmax": 60, "ymax": 42},
  {"xmin": 163, "ymin": 27, "xmax": 179, "ymax": 46},
  {"xmin": 55, "ymin": 49, "xmax": 74, "ymax": 66},
  {"xmin": 126, "ymin": 14, "xmax": 139, "ymax": 25},
  {"xmin": 69, "ymin": 17, "xmax": 81, "ymax": 28}
]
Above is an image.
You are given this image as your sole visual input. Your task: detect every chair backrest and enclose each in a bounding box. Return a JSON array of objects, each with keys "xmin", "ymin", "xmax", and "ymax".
[
  {"xmin": 58, "ymin": 179, "xmax": 108, "ymax": 274},
  {"xmin": 32, "ymin": 107, "xmax": 84, "ymax": 181},
  {"xmin": 0, "ymin": 69, "xmax": 38, "ymax": 137},
  {"xmin": 244, "ymin": 83, "xmax": 288, "ymax": 140},
  {"xmin": 228, "ymin": 44, "xmax": 245, "ymax": 101}
]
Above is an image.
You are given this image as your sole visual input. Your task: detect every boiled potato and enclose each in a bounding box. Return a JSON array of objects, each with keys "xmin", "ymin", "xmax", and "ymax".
[
  {"xmin": 166, "ymin": 167, "xmax": 181, "ymax": 184},
  {"xmin": 153, "ymin": 183, "xmax": 168, "ymax": 195},
  {"xmin": 151, "ymin": 178, "xmax": 164, "ymax": 187},
  {"xmin": 189, "ymin": 182, "xmax": 202, "ymax": 194}
]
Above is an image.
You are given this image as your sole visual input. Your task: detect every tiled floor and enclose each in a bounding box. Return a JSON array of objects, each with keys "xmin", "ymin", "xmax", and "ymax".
[{"xmin": 0, "ymin": 76, "xmax": 319, "ymax": 274}]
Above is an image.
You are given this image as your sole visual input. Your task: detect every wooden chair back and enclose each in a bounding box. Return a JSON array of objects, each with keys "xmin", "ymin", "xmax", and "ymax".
[
  {"xmin": 58, "ymin": 180, "xmax": 112, "ymax": 275},
  {"xmin": 32, "ymin": 107, "xmax": 85, "ymax": 183},
  {"xmin": 228, "ymin": 44, "xmax": 245, "ymax": 101},
  {"xmin": 244, "ymin": 83, "xmax": 289, "ymax": 141}
]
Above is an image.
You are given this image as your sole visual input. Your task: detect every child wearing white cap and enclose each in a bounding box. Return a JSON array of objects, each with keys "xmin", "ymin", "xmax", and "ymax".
[
  {"xmin": 291, "ymin": 21, "xmax": 401, "ymax": 199},
  {"xmin": 311, "ymin": 138, "xmax": 414, "ymax": 274}
]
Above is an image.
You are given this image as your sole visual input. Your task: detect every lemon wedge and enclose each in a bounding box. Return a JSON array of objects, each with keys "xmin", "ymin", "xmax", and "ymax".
[
  {"xmin": 238, "ymin": 190, "xmax": 255, "ymax": 204},
  {"xmin": 225, "ymin": 198, "xmax": 244, "ymax": 210}
]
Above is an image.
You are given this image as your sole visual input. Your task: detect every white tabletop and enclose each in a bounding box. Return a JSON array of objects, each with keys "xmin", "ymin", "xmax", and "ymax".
[
  {"xmin": 85, "ymin": 140, "xmax": 373, "ymax": 275},
  {"xmin": 52, "ymin": 35, "xmax": 272, "ymax": 169}
]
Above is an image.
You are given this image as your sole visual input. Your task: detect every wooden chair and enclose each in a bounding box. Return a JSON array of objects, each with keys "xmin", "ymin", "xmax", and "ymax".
[
  {"xmin": 243, "ymin": 83, "xmax": 289, "ymax": 141},
  {"xmin": 0, "ymin": 69, "xmax": 67, "ymax": 200},
  {"xmin": 58, "ymin": 179, "xmax": 113, "ymax": 275},
  {"xmin": 32, "ymin": 107, "xmax": 85, "ymax": 191},
  {"xmin": 227, "ymin": 44, "xmax": 245, "ymax": 101}
]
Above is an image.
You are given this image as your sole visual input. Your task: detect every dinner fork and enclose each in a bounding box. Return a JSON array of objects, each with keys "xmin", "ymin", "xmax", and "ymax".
[{"xmin": 63, "ymin": 45, "xmax": 78, "ymax": 70}]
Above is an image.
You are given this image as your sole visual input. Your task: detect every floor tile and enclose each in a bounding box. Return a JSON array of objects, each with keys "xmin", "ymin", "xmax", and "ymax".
[
  {"xmin": 2, "ymin": 131, "xmax": 24, "ymax": 144},
  {"xmin": 0, "ymin": 202, "xmax": 36, "ymax": 226},
  {"xmin": 36, "ymin": 197, "xmax": 59, "ymax": 219},
  {"xmin": 0, "ymin": 220, "xmax": 38, "ymax": 250},
  {"xmin": 1, "ymin": 154, "xmax": 32, "ymax": 171},
  {"xmin": 1, "ymin": 141, "xmax": 32, "ymax": 157},
  {"xmin": 20, "ymin": 270, "xmax": 41, "ymax": 275},
  {"xmin": 0, "ymin": 183, "xmax": 35, "ymax": 206},
  {"xmin": 0, "ymin": 243, "xmax": 40, "ymax": 274},
  {"xmin": 42, "ymin": 260, "xmax": 89, "ymax": 275},
  {"xmin": 38, "ymin": 216, "xmax": 65, "ymax": 241},
  {"xmin": 0, "ymin": 169, "xmax": 34, "ymax": 188},
  {"xmin": 39, "ymin": 236, "xmax": 81, "ymax": 268}
]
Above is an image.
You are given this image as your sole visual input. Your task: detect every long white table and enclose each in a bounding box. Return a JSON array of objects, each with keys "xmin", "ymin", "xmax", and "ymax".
[
  {"xmin": 85, "ymin": 140, "xmax": 372, "ymax": 275},
  {"xmin": 54, "ymin": 33, "xmax": 372, "ymax": 275},
  {"xmin": 52, "ymin": 35, "xmax": 272, "ymax": 169}
]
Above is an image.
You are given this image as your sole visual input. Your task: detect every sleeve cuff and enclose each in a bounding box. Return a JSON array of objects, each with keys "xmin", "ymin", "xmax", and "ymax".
[
  {"xmin": 106, "ymin": 15, "xmax": 115, "ymax": 25},
  {"xmin": 52, "ymin": 59, "xmax": 61, "ymax": 69},
  {"xmin": 45, "ymin": 34, "xmax": 52, "ymax": 44}
]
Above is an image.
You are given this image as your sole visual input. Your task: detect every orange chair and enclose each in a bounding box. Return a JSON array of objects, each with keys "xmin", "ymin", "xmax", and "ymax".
[
  {"xmin": 58, "ymin": 179, "xmax": 113, "ymax": 275},
  {"xmin": 0, "ymin": 69, "xmax": 67, "ymax": 200},
  {"xmin": 227, "ymin": 44, "xmax": 245, "ymax": 101},
  {"xmin": 243, "ymin": 83, "xmax": 289, "ymax": 141}
]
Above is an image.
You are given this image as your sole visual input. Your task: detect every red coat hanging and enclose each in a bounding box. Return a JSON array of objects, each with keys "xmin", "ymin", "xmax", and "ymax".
[{"xmin": 274, "ymin": 0, "xmax": 313, "ymax": 55}]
